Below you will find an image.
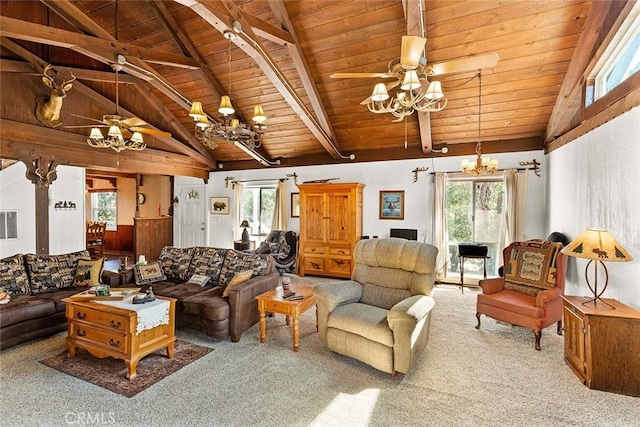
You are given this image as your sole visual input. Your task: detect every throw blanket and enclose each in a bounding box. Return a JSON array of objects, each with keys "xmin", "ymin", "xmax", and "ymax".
[{"xmin": 97, "ymin": 297, "xmax": 170, "ymax": 335}]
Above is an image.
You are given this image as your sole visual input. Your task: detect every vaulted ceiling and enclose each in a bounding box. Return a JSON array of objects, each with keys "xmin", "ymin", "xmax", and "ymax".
[{"xmin": 0, "ymin": 0, "xmax": 634, "ymax": 177}]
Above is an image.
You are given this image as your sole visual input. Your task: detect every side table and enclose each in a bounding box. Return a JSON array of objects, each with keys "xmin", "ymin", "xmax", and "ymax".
[{"xmin": 458, "ymin": 254, "xmax": 489, "ymax": 293}]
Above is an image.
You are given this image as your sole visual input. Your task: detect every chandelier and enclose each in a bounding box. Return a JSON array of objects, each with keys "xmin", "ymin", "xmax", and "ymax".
[
  {"xmin": 86, "ymin": 123, "xmax": 146, "ymax": 153},
  {"xmin": 188, "ymin": 30, "xmax": 266, "ymax": 150},
  {"xmin": 461, "ymin": 72, "xmax": 498, "ymax": 175}
]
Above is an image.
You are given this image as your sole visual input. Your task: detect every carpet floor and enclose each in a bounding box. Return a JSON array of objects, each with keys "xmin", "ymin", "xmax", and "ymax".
[
  {"xmin": 1, "ymin": 282, "xmax": 638, "ymax": 427},
  {"xmin": 40, "ymin": 340, "xmax": 212, "ymax": 398}
]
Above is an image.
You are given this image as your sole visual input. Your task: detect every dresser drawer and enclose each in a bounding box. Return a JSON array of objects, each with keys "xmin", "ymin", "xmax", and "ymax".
[
  {"xmin": 69, "ymin": 323, "xmax": 129, "ymax": 352},
  {"xmin": 304, "ymin": 245, "xmax": 326, "ymax": 255},
  {"xmin": 303, "ymin": 256, "xmax": 325, "ymax": 273},
  {"xmin": 329, "ymin": 247, "xmax": 351, "ymax": 256},
  {"xmin": 68, "ymin": 305, "xmax": 130, "ymax": 332},
  {"xmin": 328, "ymin": 257, "xmax": 351, "ymax": 276}
]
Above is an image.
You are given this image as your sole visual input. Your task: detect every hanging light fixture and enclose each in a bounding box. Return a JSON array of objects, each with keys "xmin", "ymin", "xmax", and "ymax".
[
  {"xmin": 461, "ymin": 72, "xmax": 498, "ymax": 175},
  {"xmin": 188, "ymin": 30, "xmax": 266, "ymax": 150}
]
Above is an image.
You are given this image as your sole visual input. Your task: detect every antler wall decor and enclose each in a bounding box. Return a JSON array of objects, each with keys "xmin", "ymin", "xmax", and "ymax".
[
  {"xmin": 35, "ymin": 64, "xmax": 75, "ymax": 128},
  {"xmin": 23, "ymin": 156, "xmax": 58, "ymax": 188},
  {"xmin": 412, "ymin": 167, "xmax": 429, "ymax": 183},
  {"xmin": 519, "ymin": 159, "xmax": 541, "ymax": 177}
]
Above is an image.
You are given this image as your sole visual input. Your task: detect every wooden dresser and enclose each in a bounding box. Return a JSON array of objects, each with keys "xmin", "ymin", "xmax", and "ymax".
[
  {"xmin": 562, "ymin": 295, "xmax": 640, "ymax": 397},
  {"xmin": 298, "ymin": 182, "xmax": 364, "ymax": 278}
]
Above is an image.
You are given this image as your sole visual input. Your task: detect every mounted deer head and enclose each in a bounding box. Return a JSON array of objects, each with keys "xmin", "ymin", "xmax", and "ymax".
[{"xmin": 35, "ymin": 64, "xmax": 76, "ymax": 128}]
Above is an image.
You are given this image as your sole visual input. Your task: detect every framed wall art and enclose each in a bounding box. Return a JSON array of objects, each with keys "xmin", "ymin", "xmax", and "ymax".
[
  {"xmin": 379, "ymin": 191, "xmax": 405, "ymax": 220},
  {"xmin": 210, "ymin": 197, "xmax": 230, "ymax": 215},
  {"xmin": 291, "ymin": 193, "xmax": 300, "ymax": 218}
]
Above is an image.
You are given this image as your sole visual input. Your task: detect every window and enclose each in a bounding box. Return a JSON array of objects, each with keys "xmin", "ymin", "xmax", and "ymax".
[
  {"xmin": 91, "ymin": 192, "xmax": 117, "ymax": 230},
  {"xmin": 241, "ymin": 184, "xmax": 276, "ymax": 242},
  {"xmin": 445, "ymin": 179, "xmax": 504, "ymax": 277},
  {"xmin": 0, "ymin": 210, "xmax": 18, "ymax": 239},
  {"xmin": 591, "ymin": 7, "xmax": 640, "ymax": 103}
]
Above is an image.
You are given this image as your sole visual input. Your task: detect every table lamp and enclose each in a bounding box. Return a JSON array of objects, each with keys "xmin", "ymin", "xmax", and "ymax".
[
  {"xmin": 240, "ymin": 220, "xmax": 250, "ymax": 243},
  {"xmin": 561, "ymin": 228, "xmax": 633, "ymax": 309}
]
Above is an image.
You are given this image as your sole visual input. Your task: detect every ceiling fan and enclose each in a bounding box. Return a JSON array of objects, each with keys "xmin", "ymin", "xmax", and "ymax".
[
  {"xmin": 65, "ymin": 64, "xmax": 171, "ymax": 151},
  {"xmin": 330, "ymin": 36, "xmax": 499, "ymax": 120}
]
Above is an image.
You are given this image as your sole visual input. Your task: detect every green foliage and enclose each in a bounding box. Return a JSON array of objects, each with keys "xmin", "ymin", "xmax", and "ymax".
[{"xmin": 242, "ymin": 186, "xmax": 276, "ymax": 234}]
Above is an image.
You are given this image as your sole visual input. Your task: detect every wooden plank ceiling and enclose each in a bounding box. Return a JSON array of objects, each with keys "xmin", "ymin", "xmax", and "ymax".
[{"xmin": 0, "ymin": 0, "xmax": 611, "ymax": 176}]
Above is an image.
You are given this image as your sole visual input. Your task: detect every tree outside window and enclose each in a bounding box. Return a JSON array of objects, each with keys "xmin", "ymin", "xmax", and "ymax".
[
  {"xmin": 242, "ymin": 185, "xmax": 276, "ymax": 242},
  {"xmin": 91, "ymin": 192, "xmax": 117, "ymax": 230}
]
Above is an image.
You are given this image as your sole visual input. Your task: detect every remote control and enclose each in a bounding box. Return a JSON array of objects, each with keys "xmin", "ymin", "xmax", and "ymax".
[
  {"xmin": 282, "ymin": 291, "xmax": 295, "ymax": 299},
  {"xmin": 288, "ymin": 295, "xmax": 304, "ymax": 301}
]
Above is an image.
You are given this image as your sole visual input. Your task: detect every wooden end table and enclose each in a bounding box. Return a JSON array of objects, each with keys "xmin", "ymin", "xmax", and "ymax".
[
  {"xmin": 256, "ymin": 284, "xmax": 316, "ymax": 352},
  {"xmin": 62, "ymin": 295, "xmax": 176, "ymax": 380}
]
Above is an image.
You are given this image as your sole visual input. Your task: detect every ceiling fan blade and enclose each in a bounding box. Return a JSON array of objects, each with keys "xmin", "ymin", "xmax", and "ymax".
[
  {"xmin": 121, "ymin": 116, "xmax": 148, "ymax": 127},
  {"xmin": 70, "ymin": 113, "xmax": 106, "ymax": 125},
  {"xmin": 400, "ymin": 36, "xmax": 427, "ymax": 69},
  {"xmin": 429, "ymin": 52, "xmax": 500, "ymax": 76},
  {"xmin": 129, "ymin": 127, "xmax": 171, "ymax": 138},
  {"xmin": 330, "ymin": 72, "xmax": 395, "ymax": 79},
  {"xmin": 64, "ymin": 124, "xmax": 109, "ymax": 129}
]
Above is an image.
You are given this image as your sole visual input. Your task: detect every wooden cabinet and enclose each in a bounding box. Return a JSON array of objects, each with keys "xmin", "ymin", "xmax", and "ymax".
[
  {"xmin": 298, "ymin": 183, "xmax": 364, "ymax": 278},
  {"xmin": 134, "ymin": 217, "xmax": 173, "ymax": 262},
  {"xmin": 562, "ymin": 296, "xmax": 640, "ymax": 397}
]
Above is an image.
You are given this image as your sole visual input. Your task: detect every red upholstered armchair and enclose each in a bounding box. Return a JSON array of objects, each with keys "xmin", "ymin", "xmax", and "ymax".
[{"xmin": 475, "ymin": 240, "xmax": 567, "ymax": 350}]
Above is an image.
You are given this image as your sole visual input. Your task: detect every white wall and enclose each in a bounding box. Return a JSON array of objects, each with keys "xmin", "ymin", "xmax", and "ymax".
[
  {"xmin": 174, "ymin": 149, "xmax": 546, "ymax": 250},
  {"xmin": 547, "ymin": 106, "xmax": 640, "ymax": 309},
  {"xmin": 0, "ymin": 164, "xmax": 85, "ymax": 258}
]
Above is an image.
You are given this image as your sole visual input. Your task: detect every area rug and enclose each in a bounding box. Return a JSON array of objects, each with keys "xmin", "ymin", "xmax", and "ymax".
[{"xmin": 40, "ymin": 340, "xmax": 212, "ymax": 398}]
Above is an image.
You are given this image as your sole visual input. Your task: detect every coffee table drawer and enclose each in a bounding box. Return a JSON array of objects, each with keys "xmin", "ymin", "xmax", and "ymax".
[
  {"xmin": 69, "ymin": 323, "xmax": 130, "ymax": 352},
  {"xmin": 68, "ymin": 305, "xmax": 130, "ymax": 332}
]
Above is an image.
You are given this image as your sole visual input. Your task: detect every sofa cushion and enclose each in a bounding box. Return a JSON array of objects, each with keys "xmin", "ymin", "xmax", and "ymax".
[
  {"xmin": 186, "ymin": 247, "xmax": 227, "ymax": 285},
  {"xmin": 477, "ymin": 290, "xmax": 544, "ymax": 319},
  {"xmin": 182, "ymin": 287, "xmax": 229, "ymax": 321},
  {"xmin": 158, "ymin": 246, "xmax": 195, "ymax": 280},
  {"xmin": 327, "ymin": 303, "xmax": 393, "ymax": 347},
  {"xmin": 0, "ymin": 295, "xmax": 56, "ymax": 327},
  {"xmin": 504, "ymin": 240, "xmax": 563, "ymax": 296},
  {"xmin": 218, "ymin": 250, "xmax": 271, "ymax": 287},
  {"xmin": 25, "ymin": 250, "xmax": 90, "ymax": 294},
  {"xmin": 151, "ymin": 282, "xmax": 212, "ymax": 302},
  {"xmin": 133, "ymin": 262, "xmax": 167, "ymax": 285},
  {"xmin": 37, "ymin": 287, "xmax": 88, "ymax": 312},
  {"xmin": 0, "ymin": 254, "xmax": 31, "ymax": 296},
  {"xmin": 222, "ymin": 269, "xmax": 254, "ymax": 297},
  {"xmin": 73, "ymin": 258, "xmax": 104, "ymax": 287}
]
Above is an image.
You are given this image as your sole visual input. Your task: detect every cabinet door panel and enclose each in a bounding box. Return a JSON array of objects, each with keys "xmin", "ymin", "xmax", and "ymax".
[
  {"xmin": 304, "ymin": 193, "xmax": 325, "ymax": 242},
  {"xmin": 327, "ymin": 193, "xmax": 350, "ymax": 244},
  {"xmin": 563, "ymin": 306, "xmax": 587, "ymax": 379}
]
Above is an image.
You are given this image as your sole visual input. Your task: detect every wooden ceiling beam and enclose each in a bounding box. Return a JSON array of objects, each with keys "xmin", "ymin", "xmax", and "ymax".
[
  {"xmin": 0, "ymin": 59, "xmax": 138, "ymax": 83},
  {"xmin": 544, "ymin": 0, "xmax": 616, "ymax": 141},
  {"xmin": 0, "ymin": 120, "xmax": 209, "ymax": 179},
  {"xmin": 177, "ymin": 0, "xmax": 346, "ymax": 160},
  {"xmin": 268, "ymin": 0, "xmax": 344, "ymax": 158}
]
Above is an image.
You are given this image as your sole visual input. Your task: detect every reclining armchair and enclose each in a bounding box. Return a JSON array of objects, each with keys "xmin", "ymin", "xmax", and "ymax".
[
  {"xmin": 476, "ymin": 240, "xmax": 567, "ymax": 350},
  {"xmin": 314, "ymin": 238, "xmax": 438, "ymax": 375},
  {"xmin": 256, "ymin": 230, "xmax": 297, "ymax": 274}
]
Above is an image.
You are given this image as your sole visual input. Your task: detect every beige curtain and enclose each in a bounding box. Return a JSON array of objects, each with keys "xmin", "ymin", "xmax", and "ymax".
[
  {"xmin": 499, "ymin": 169, "xmax": 528, "ymax": 264},
  {"xmin": 434, "ymin": 172, "xmax": 449, "ymax": 279},
  {"xmin": 271, "ymin": 179, "xmax": 288, "ymax": 231},
  {"xmin": 234, "ymin": 182, "xmax": 244, "ymax": 241}
]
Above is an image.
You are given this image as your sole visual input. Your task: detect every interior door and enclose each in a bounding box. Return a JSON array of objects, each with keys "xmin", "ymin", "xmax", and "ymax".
[{"xmin": 178, "ymin": 185, "xmax": 206, "ymax": 247}]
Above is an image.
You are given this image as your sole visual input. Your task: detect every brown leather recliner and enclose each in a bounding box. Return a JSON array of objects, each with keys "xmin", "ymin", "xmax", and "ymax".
[{"xmin": 475, "ymin": 240, "xmax": 567, "ymax": 350}]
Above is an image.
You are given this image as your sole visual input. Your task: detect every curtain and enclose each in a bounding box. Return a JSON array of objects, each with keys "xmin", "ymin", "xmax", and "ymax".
[
  {"xmin": 233, "ymin": 182, "xmax": 244, "ymax": 241},
  {"xmin": 271, "ymin": 179, "xmax": 287, "ymax": 231},
  {"xmin": 434, "ymin": 172, "xmax": 448, "ymax": 279},
  {"xmin": 499, "ymin": 169, "xmax": 528, "ymax": 265}
]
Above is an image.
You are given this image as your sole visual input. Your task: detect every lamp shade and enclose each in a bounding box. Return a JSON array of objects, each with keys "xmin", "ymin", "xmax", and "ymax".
[
  {"xmin": 401, "ymin": 70, "xmax": 421, "ymax": 90},
  {"xmin": 425, "ymin": 81, "xmax": 444, "ymax": 100},
  {"xmin": 218, "ymin": 95, "xmax": 235, "ymax": 116},
  {"xmin": 189, "ymin": 101, "xmax": 206, "ymax": 120},
  {"xmin": 252, "ymin": 105, "xmax": 266, "ymax": 123},
  {"xmin": 562, "ymin": 228, "xmax": 633, "ymax": 262},
  {"xmin": 371, "ymin": 83, "xmax": 389, "ymax": 102},
  {"xmin": 230, "ymin": 118, "xmax": 240, "ymax": 129},
  {"xmin": 240, "ymin": 220, "xmax": 250, "ymax": 228},
  {"xmin": 130, "ymin": 132, "xmax": 144, "ymax": 143},
  {"xmin": 107, "ymin": 125, "xmax": 123, "ymax": 141},
  {"xmin": 89, "ymin": 127, "xmax": 104, "ymax": 140}
]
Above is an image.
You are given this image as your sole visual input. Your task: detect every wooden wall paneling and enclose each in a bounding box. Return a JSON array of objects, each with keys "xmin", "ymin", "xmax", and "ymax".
[{"xmin": 134, "ymin": 217, "xmax": 173, "ymax": 263}]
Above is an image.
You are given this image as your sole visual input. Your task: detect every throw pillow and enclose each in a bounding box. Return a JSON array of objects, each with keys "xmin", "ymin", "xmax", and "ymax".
[
  {"xmin": 218, "ymin": 250, "xmax": 271, "ymax": 287},
  {"xmin": 0, "ymin": 254, "xmax": 31, "ymax": 296},
  {"xmin": 26, "ymin": 250, "xmax": 91, "ymax": 294},
  {"xmin": 222, "ymin": 269, "xmax": 254, "ymax": 297},
  {"xmin": 73, "ymin": 258, "xmax": 104, "ymax": 287},
  {"xmin": 185, "ymin": 247, "xmax": 227, "ymax": 285},
  {"xmin": 158, "ymin": 246, "xmax": 195, "ymax": 281},
  {"xmin": 134, "ymin": 261, "xmax": 167, "ymax": 285},
  {"xmin": 186, "ymin": 274, "xmax": 210, "ymax": 287}
]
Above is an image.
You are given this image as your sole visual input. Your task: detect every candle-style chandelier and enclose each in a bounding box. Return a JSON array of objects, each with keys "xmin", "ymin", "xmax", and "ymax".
[{"xmin": 188, "ymin": 30, "xmax": 266, "ymax": 150}]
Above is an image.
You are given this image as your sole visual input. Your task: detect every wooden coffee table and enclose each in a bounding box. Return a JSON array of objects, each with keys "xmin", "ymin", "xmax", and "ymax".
[
  {"xmin": 256, "ymin": 284, "xmax": 316, "ymax": 352},
  {"xmin": 62, "ymin": 295, "xmax": 176, "ymax": 380}
]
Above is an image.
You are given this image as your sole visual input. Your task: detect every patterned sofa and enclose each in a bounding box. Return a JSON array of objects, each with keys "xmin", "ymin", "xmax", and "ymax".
[
  {"xmin": 128, "ymin": 246, "xmax": 280, "ymax": 342},
  {"xmin": 0, "ymin": 250, "xmax": 122, "ymax": 350}
]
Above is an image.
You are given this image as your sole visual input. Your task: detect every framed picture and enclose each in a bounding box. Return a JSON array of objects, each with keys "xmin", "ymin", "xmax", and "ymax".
[
  {"xmin": 291, "ymin": 193, "xmax": 300, "ymax": 218},
  {"xmin": 379, "ymin": 191, "xmax": 405, "ymax": 220},
  {"xmin": 210, "ymin": 197, "xmax": 230, "ymax": 215}
]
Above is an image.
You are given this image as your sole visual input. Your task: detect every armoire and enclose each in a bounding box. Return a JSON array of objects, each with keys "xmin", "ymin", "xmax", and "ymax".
[{"xmin": 297, "ymin": 182, "xmax": 364, "ymax": 278}]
